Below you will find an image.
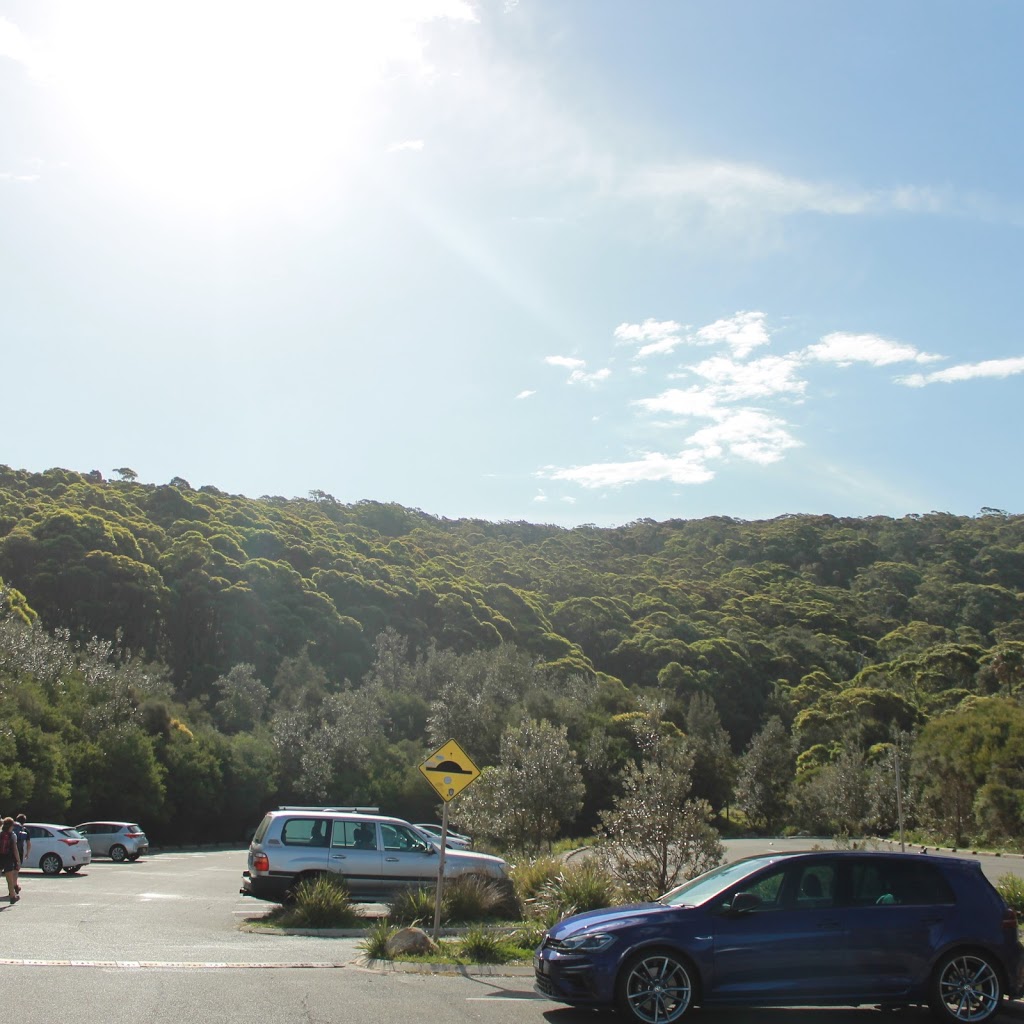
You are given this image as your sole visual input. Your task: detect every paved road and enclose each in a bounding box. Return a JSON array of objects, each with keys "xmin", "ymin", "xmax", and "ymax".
[
  {"xmin": 4, "ymin": 846, "xmax": 1023, "ymax": 1024},
  {"xmin": 720, "ymin": 836, "xmax": 1024, "ymax": 887}
]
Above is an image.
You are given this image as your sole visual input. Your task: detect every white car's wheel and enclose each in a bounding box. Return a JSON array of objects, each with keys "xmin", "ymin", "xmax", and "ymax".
[{"xmin": 40, "ymin": 852, "xmax": 62, "ymax": 875}]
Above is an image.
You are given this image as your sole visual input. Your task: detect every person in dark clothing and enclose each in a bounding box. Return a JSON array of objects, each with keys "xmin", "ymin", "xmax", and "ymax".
[
  {"xmin": 0, "ymin": 818, "xmax": 21, "ymax": 904},
  {"xmin": 13, "ymin": 815, "xmax": 29, "ymax": 893}
]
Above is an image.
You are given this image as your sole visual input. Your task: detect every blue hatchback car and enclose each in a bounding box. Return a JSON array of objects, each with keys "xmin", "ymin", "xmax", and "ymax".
[{"xmin": 535, "ymin": 851, "xmax": 1024, "ymax": 1023}]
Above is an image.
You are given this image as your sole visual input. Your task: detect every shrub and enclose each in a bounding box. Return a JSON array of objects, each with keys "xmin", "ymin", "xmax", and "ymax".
[
  {"xmin": 458, "ymin": 925, "xmax": 506, "ymax": 964},
  {"xmin": 509, "ymin": 919, "xmax": 548, "ymax": 950},
  {"xmin": 281, "ymin": 874, "xmax": 362, "ymax": 929},
  {"xmin": 387, "ymin": 874, "xmax": 518, "ymax": 925},
  {"xmin": 996, "ymin": 873, "xmax": 1024, "ymax": 915},
  {"xmin": 388, "ymin": 886, "xmax": 435, "ymax": 926},
  {"xmin": 445, "ymin": 873, "xmax": 519, "ymax": 921},
  {"xmin": 358, "ymin": 921, "xmax": 396, "ymax": 960},
  {"xmin": 534, "ymin": 859, "xmax": 619, "ymax": 920},
  {"xmin": 509, "ymin": 854, "xmax": 563, "ymax": 907}
]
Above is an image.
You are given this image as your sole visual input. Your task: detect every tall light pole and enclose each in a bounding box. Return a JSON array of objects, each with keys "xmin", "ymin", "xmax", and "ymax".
[{"xmin": 894, "ymin": 749, "xmax": 906, "ymax": 854}]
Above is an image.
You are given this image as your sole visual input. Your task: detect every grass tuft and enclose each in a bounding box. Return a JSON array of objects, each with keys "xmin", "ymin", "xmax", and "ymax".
[
  {"xmin": 267, "ymin": 874, "xmax": 362, "ymax": 929},
  {"xmin": 358, "ymin": 921, "xmax": 397, "ymax": 960}
]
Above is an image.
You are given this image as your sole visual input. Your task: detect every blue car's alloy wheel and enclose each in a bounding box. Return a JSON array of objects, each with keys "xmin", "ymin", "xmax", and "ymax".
[
  {"xmin": 617, "ymin": 950, "xmax": 694, "ymax": 1023},
  {"xmin": 931, "ymin": 951, "xmax": 1002, "ymax": 1023}
]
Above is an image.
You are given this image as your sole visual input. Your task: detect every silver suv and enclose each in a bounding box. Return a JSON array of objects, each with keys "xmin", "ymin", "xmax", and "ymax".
[
  {"xmin": 76, "ymin": 821, "xmax": 149, "ymax": 862},
  {"xmin": 240, "ymin": 809, "xmax": 509, "ymax": 904}
]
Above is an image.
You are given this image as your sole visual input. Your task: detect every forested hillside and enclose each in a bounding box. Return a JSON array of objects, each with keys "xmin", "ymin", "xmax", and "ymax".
[{"xmin": 1, "ymin": 465, "xmax": 1023, "ymax": 848}]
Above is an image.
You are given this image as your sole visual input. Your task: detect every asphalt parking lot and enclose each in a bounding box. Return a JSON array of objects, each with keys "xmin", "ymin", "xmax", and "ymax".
[{"xmin": 4, "ymin": 845, "xmax": 1024, "ymax": 1024}]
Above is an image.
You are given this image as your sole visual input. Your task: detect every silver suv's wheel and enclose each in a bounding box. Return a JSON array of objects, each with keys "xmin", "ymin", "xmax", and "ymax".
[
  {"xmin": 616, "ymin": 949, "xmax": 695, "ymax": 1024},
  {"xmin": 109, "ymin": 844, "xmax": 127, "ymax": 862},
  {"xmin": 39, "ymin": 852, "xmax": 62, "ymax": 875},
  {"xmin": 930, "ymin": 950, "xmax": 1002, "ymax": 1023}
]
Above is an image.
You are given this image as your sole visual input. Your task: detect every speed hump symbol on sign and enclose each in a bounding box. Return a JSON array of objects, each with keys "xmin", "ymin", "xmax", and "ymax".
[{"xmin": 419, "ymin": 740, "xmax": 480, "ymax": 802}]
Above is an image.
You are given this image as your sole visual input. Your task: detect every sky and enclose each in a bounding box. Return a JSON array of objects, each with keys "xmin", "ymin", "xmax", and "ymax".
[{"xmin": 2, "ymin": 1, "xmax": 1023, "ymax": 528}]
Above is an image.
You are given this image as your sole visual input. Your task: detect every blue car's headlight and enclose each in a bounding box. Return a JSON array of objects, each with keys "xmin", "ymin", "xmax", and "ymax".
[{"xmin": 556, "ymin": 931, "xmax": 616, "ymax": 953}]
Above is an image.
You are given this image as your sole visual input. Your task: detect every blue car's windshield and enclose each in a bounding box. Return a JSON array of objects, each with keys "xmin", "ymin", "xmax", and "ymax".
[{"xmin": 659, "ymin": 856, "xmax": 782, "ymax": 907}]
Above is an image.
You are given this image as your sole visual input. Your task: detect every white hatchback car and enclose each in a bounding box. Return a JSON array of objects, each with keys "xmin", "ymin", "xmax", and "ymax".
[
  {"xmin": 23, "ymin": 823, "xmax": 92, "ymax": 875},
  {"xmin": 414, "ymin": 823, "xmax": 472, "ymax": 849}
]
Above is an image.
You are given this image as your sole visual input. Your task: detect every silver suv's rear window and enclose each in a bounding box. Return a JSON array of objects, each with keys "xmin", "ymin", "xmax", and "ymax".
[{"xmin": 252, "ymin": 814, "xmax": 272, "ymax": 844}]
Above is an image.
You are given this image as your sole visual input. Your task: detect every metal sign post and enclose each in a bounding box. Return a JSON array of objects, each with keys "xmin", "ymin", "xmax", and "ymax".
[
  {"xmin": 431, "ymin": 802, "xmax": 450, "ymax": 941},
  {"xmin": 418, "ymin": 739, "xmax": 480, "ymax": 942}
]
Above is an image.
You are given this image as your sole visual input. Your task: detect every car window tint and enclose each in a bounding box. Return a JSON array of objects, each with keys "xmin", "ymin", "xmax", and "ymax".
[
  {"xmin": 381, "ymin": 824, "xmax": 426, "ymax": 851},
  {"xmin": 850, "ymin": 862, "xmax": 894, "ymax": 905},
  {"xmin": 252, "ymin": 814, "xmax": 272, "ymax": 844},
  {"xmin": 888, "ymin": 864, "xmax": 950, "ymax": 905},
  {"xmin": 27, "ymin": 826, "xmax": 50, "ymax": 839},
  {"xmin": 734, "ymin": 865, "xmax": 787, "ymax": 909},
  {"xmin": 281, "ymin": 818, "xmax": 326, "ymax": 846},
  {"xmin": 794, "ymin": 864, "xmax": 837, "ymax": 907},
  {"xmin": 851, "ymin": 861, "xmax": 955, "ymax": 906},
  {"xmin": 331, "ymin": 821, "xmax": 375, "ymax": 849}
]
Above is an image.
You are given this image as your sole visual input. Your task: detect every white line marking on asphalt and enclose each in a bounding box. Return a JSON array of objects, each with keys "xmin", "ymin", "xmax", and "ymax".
[{"xmin": 0, "ymin": 959, "xmax": 350, "ymax": 970}]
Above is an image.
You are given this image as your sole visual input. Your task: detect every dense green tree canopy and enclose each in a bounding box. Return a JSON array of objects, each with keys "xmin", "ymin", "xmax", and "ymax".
[{"xmin": 2, "ymin": 465, "xmax": 1024, "ymax": 845}]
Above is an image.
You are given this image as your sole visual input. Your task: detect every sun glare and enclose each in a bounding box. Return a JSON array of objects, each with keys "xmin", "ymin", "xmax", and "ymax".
[{"xmin": 37, "ymin": 1, "xmax": 465, "ymax": 214}]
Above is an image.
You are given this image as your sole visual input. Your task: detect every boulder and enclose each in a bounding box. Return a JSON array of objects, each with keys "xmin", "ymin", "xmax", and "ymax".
[{"xmin": 385, "ymin": 926, "xmax": 439, "ymax": 957}]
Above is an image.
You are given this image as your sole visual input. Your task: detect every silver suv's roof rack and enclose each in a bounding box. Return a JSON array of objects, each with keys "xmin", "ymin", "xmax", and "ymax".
[{"xmin": 276, "ymin": 806, "xmax": 380, "ymax": 813}]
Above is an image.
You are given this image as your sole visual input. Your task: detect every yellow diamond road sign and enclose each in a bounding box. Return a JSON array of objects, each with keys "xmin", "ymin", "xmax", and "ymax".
[{"xmin": 419, "ymin": 740, "xmax": 480, "ymax": 802}]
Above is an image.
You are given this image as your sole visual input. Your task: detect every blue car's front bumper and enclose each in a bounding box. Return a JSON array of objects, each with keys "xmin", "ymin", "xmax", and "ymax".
[{"xmin": 534, "ymin": 944, "xmax": 618, "ymax": 1008}]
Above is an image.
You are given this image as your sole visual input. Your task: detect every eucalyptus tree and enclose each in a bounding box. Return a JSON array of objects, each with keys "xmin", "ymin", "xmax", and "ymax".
[
  {"xmin": 596, "ymin": 737, "xmax": 723, "ymax": 901},
  {"xmin": 457, "ymin": 718, "xmax": 584, "ymax": 853},
  {"xmin": 736, "ymin": 716, "xmax": 795, "ymax": 834}
]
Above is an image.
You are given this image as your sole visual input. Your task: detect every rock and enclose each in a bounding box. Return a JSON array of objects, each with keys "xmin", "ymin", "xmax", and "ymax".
[{"xmin": 385, "ymin": 926, "xmax": 439, "ymax": 957}]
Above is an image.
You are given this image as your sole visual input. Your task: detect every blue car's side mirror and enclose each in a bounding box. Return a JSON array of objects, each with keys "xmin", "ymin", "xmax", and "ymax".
[{"xmin": 730, "ymin": 891, "xmax": 762, "ymax": 914}]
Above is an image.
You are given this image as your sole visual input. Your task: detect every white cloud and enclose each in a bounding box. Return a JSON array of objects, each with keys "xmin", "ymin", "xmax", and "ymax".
[
  {"xmin": 805, "ymin": 332, "xmax": 944, "ymax": 367},
  {"xmin": 897, "ymin": 357, "xmax": 1024, "ymax": 388},
  {"xmin": 635, "ymin": 387, "xmax": 724, "ymax": 419},
  {"xmin": 695, "ymin": 311, "xmax": 770, "ymax": 358},
  {"xmin": 545, "ymin": 355, "xmax": 585, "ymax": 370},
  {"xmin": 688, "ymin": 354, "xmax": 806, "ymax": 401},
  {"xmin": 619, "ymin": 160, "xmax": 954, "ymax": 222},
  {"xmin": 544, "ymin": 399, "xmax": 800, "ymax": 490},
  {"xmin": 387, "ymin": 139, "xmax": 425, "ymax": 152},
  {"xmin": 614, "ymin": 311, "xmax": 770, "ymax": 360},
  {"xmin": 687, "ymin": 408, "xmax": 801, "ymax": 465},
  {"xmin": 547, "ymin": 450, "xmax": 715, "ymax": 488},
  {"xmin": 569, "ymin": 367, "xmax": 611, "ymax": 385},
  {"xmin": 515, "ymin": 389, "xmax": 536, "ymax": 399},
  {"xmin": 545, "ymin": 355, "xmax": 610, "ymax": 386},
  {"xmin": 614, "ymin": 318, "xmax": 685, "ymax": 357},
  {"xmin": 0, "ymin": 16, "xmax": 38, "ymax": 72}
]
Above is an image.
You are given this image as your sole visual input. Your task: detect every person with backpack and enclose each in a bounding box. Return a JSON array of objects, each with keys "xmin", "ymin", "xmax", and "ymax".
[
  {"xmin": 0, "ymin": 818, "xmax": 20, "ymax": 903},
  {"xmin": 13, "ymin": 815, "xmax": 29, "ymax": 894}
]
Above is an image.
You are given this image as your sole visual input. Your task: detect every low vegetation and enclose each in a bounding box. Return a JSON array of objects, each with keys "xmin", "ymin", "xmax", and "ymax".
[
  {"xmin": 996, "ymin": 873, "xmax": 1024, "ymax": 915},
  {"xmin": 260, "ymin": 875, "xmax": 363, "ymax": 929},
  {"xmin": 357, "ymin": 923, "xmax": 537, "ymax": 966},
  {"xmin": 387, "ymin": 872, "xmax": 518, "ymax": 926}
]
